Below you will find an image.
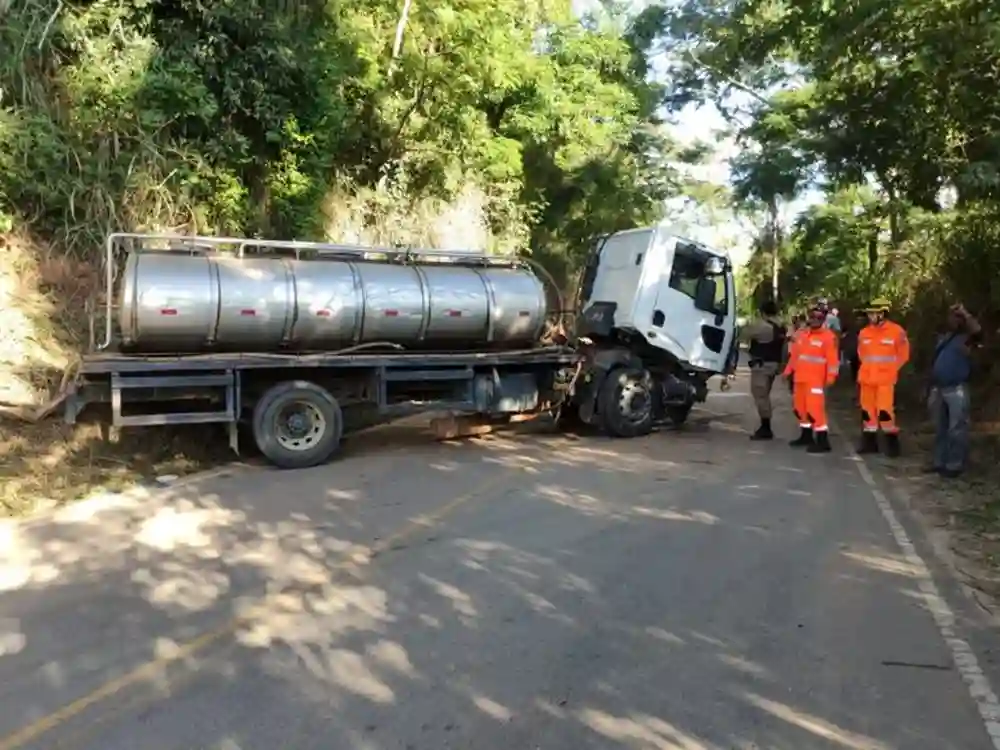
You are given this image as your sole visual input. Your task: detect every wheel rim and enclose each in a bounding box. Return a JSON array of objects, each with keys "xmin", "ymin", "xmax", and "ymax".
[
  {"xmin": 617, "ymin": 380, "xmax": 651, "ymax": 424},
  {"xmin": 275, "ymin": 401, "xmax": 327, "ymax": 452}
]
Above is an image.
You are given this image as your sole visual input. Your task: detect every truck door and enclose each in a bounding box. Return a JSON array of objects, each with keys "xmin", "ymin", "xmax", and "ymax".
[
  {"xmin": 577, "ymin": 229, "xmax": 656, "ymax": 335},
  {"xmin": 649, "ymin": 241, "xmax": 735, "ymax": 373}
]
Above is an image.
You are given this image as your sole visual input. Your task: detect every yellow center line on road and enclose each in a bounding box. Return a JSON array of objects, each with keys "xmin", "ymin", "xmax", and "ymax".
[{"xmin": 0, "ymin": 467, "xmax": 519, "ymax": 750}]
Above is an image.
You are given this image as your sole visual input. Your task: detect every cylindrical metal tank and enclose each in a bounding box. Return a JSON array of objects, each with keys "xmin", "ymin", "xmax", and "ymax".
[{"xmin": 117, "ymin": 252, "xmax": 548, "ymax": 352}]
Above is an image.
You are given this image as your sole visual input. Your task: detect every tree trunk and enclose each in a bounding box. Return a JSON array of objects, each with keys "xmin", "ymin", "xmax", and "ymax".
[
  {"xmin": 389, "ymin": 0, "xmax": 414, "ymax": 73},
  {"xmin": 767, "ymin": 197, "xmax": 780, "ymax": 302}
]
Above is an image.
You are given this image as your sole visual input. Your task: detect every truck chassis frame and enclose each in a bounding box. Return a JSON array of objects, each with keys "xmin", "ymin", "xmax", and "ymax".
[{"xmin": 66, "ymin": 347, "xmax": 582, "ymax": 468}]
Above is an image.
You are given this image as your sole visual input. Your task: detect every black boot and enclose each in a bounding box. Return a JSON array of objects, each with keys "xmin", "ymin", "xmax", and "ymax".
[
  {"xmin": 808, "ymin": 430, "xmax": 832, "ymax": 453},
  {"xmin": 789, "ymin": 427, "xmax": 813, "ymax": 447},
  {"xmin": 750, "ymin": 419, "xmax": 774, "ymax": 440},
  {"xmin": 884, "ymin": 432, "xmax": 901, "ymax": 458},
  {"xmin": 857, "ymin": 431, "xmax": 879, "ymax": 454}
]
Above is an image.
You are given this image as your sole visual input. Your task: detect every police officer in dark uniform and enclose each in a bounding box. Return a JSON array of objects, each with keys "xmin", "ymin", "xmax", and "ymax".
[{"xmin": 743, "ymin": 300, "xmax": 786, "ymax": 440}]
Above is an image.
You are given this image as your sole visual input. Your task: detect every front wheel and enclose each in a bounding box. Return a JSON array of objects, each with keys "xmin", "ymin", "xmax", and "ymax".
[
  {"xmin": 597, "ymin": 367, "xmax": 655, "ymax": 438},
  {"xmin": 252, "ymin": 380, "xmax": 344, "ymax": 469}
]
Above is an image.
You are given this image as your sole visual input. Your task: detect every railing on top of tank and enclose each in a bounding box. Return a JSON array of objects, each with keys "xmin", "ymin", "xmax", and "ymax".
[{"xmin": 97, "ymin": 232, "xmax": 530, "ymax": 351}]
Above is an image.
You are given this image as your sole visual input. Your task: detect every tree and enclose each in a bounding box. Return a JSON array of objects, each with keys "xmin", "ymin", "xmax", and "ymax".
[
  {"xmin": 730, "ymin": 94, "xmax": 814, "ymax": 302},
  {"xmin": 0, "ymin": 0, "xmax": 707, "ymax": 286},
  {"xmin": 650, "ymin": 0, "xmax": 1000, "ymax": 334}
]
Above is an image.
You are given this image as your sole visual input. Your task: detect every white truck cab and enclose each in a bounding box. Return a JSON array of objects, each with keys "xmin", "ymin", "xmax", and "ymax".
[
  {"xmin": 567, "ymin": 225, "xmax": 738, "ymax": 437},
  {"xmin": 577, "ymin": 225, "xmax": 737, "ymax": 374}
]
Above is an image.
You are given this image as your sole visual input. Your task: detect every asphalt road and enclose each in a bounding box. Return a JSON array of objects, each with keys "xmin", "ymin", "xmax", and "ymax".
[{"xmin": 1, "ymin": 372, "xmax": 999, "ymax": 749}]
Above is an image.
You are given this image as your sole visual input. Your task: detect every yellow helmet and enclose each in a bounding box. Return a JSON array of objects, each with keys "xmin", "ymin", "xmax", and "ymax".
[{"xmin": 864, "ymin": 297, "xmax": 891, "ymax": 313}]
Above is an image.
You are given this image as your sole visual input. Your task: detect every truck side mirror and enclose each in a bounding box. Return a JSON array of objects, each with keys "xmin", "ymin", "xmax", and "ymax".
[
  {"xmin": 694, "ymin": 278, "xmax": 717, "ymax": 313},
  {"xmin": 705, "ymin": 256, "xmax": 725, "ymax": 275}
]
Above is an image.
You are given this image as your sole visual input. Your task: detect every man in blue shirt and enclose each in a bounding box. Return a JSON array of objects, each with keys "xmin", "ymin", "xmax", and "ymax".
[{"xmin": 926, "ymin": 304, "xmax": 982, "ymax": 478}]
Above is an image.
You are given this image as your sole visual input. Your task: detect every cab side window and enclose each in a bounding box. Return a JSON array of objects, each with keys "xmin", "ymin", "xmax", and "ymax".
[
  {"xmin": 670, "ymin": 249, "xmax": 727, "ymax": 315},
  {"xmin": 668, "ymin": 252, "xmax": 704, "ymax": 299},
  {"xmin": 713, "ymin": 275, "xmax": 728, "ymax": 314}
]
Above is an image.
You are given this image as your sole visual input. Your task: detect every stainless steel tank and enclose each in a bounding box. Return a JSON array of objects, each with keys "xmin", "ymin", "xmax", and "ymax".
[{"xmin": 116, "ymin": 252, "xmax": 548, "ymax": 352}]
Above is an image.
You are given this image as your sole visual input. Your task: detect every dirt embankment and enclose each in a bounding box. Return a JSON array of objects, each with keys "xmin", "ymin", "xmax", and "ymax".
[{"xmin": 0, "ymin": 232, "xmax": 232, "ymax": 516}]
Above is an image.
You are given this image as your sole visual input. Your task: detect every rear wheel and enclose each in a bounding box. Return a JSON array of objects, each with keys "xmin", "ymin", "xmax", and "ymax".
[
  {"xmin": 252, "ymin": 380, "xmax": 344, "ymax": 469},
  {"xmin": 597, "ymin": 367, "xmax": 655, "ymax": 438}
]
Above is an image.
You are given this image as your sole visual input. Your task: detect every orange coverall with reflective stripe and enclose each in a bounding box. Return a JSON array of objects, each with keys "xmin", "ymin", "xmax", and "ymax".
[
  {"xmin": 857, "ymin": 320, "xmax": 910, "ymax": 434},
  {"xmin": 783, "ymin": 326, "xmax": 839, "ymax": 431},
  {"xmin": 785, "ymin": 327, "xmax": 804, "ymax": 392}
]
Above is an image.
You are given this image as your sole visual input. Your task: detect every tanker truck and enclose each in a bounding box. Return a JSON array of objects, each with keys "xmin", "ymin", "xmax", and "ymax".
[{"xmin": 64, "ymin": 226, "xmax": 736, "ymax": 469}]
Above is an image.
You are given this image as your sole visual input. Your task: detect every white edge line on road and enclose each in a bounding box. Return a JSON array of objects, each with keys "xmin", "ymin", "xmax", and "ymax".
[{"xmin": 839, "ymin": 425, "xmax": 1000, "ymax": 747}]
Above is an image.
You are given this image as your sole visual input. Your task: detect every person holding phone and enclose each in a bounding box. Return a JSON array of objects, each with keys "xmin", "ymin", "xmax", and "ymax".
[{"xmin": 925, "ymin": 303, "xmax": 982, "ymax": 478}]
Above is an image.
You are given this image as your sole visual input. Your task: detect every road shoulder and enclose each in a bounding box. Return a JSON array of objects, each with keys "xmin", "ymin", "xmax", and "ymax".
[{"xmin": 829, "ymin": 385, "xmax": 1000, "ymax": 745}]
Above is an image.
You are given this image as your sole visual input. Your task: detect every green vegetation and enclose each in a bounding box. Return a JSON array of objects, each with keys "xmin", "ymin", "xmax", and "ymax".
[
  {"xmin": 650, "ymin": 0, "xmax": 999, "ymax": 348},
  {"xmin": 0, "ymin": 0, "xmax": 711, "ymax": 285}
]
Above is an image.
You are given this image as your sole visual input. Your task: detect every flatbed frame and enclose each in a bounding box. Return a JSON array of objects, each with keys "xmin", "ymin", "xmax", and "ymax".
[
  {"xmin": 76, "ymin": 346, "xmax": 579, "ymax": 374},
  {"xmin": 66, "ymin": 346, "xmax": 583, "ymax": 465}
]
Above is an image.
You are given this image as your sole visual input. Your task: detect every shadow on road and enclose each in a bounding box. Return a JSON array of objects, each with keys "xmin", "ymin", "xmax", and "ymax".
[{"xmin": 0, "ymin": 377, "xmax": 985, "ymax": 750}]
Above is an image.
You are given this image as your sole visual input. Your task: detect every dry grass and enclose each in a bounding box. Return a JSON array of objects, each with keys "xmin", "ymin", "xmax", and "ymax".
[
  {"xmin": 0, "ymin": 231, "xmax": 94, "ymax": 409},
  {"xmin": 0, "ymin": 230, "xmax": 209, "ymax": 516},
  {"xmin": 0, "ymin": 420, "xmax": 233, "ymax": 516},
  {"xmin": 0, "ymin": 233, "xmax": 253, "ymax": 516},
  {"xmin": 321, "ymin": 181, "xmax": 526, "ymax": 254}
]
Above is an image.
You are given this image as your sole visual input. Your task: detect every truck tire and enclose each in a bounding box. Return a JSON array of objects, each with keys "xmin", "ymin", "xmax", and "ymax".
[
  {"xmin": 666, "ymin": 403, "xmax": 693, "ymax": 426},
  {"xmin": 597, "ymin": 366, "xmax": 654, "ymax": 438},
  {"xmin": 252, "ymin": 380, "xmax": 344, "ymax": 469}
]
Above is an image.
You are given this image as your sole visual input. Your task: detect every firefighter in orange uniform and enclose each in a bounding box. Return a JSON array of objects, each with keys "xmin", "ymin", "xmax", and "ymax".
[
  {"xmin": 856, "ymin": 297, "xmax": 910, "ymax": 457},
  {"xmin": 783, "ymin": 305, "xmax": 840, "ymax": 453}
]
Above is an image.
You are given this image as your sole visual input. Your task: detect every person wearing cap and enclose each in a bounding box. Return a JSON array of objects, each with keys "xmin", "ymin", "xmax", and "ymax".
[
  {"xmin": 856, "ymin": 297, "xmax": 910, "ymax": 456},
  {"xmin": 742, "ymin": 300, "xmax": 786, "ymax": 440},
  {"xmin": 783, "ymin": 304, "xmax": 840, "ymax": 453}
]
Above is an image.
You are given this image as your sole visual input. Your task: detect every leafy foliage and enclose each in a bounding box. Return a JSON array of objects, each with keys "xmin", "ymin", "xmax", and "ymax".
[
  {"xmin": 0, "ymin": 0, "xmax": 705, "ymax": 287},
  {"xmin": 650, "ymin": 0, "xmax": 1000, "ymax": 344}
]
